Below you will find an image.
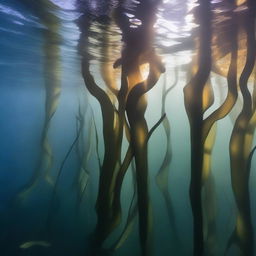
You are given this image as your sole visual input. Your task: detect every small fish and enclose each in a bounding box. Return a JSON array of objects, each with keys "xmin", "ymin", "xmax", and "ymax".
[{"xmin": 19, "ymin": 241, "xmax": 51, "ymax": 249}]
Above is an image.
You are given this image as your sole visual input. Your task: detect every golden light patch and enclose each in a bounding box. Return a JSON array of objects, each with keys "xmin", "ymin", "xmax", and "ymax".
[{"xmin": 236, "ymin": 0, "xmax": 246, "ymax": 6}]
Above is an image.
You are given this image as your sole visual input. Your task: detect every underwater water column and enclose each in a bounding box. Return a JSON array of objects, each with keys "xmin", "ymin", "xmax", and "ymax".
[
  {"xmin": 74, "ymin": 107, "xmax": 94, "ymax": 212},
  {"xmin": 15, "ymin": 0, "xmax": 61, "ymax": 200},
  {"xmin": 42, "ymin": 28, "xmax": 61, "ymax": 186},
  {"xmin": 226, "ymin": 0, "xmax": 256, "ymax": 254},
  {"xmin": 155, "ymin": 69, "xmax": 182, "ymax": 248}
]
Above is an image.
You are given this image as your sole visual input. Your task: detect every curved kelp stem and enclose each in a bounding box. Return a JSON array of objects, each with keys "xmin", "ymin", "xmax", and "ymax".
[
  {"xmin": 113, "ymin": 2, "xmax": 165, "ymax": 255},
  {"xmin": 78, "ymin": 2, "xmax": 166, "ymax": 254},
  {"xmin": 200, "ymin": 73, "xmax": 218, "ymax": 256},
  {"xmin": 82, "ymin": 57, "xmax": 122, "ymax": 250},
  {"xmin": 99, "ymin": 24, "xmax": 119, "ymax": 101},
  {"xmin": 202, "ymin": 4, "xmax": 239, "ymax": 139},
  {"xmin": 247, "ymin": 146, "xmax": 256, "ymax": 174},
  {"xmin": 226, "ymin": 1, "xmax": 256, "ymax": 255},
  {"xmin": 183, "ymin": 1, "xmax": 212, "ymax": 254},
  {"xmin": 126, "ymin": 60, "xmax": 164, "ymax": 256},
  {"xmin": 201, "ymin": 6, "xmax": 241, "ymax": 254},
  {"xmin": 79, "ymin": 19, "xmax": 129, "ymax": 253},
  {"xmin": 155, "ymin": 69, "xmax": 181, "ymax": 248},
  {"xmin": 15, "ymin": 0, "xmax": 61, "ymax": 200},
  {"xmin": 183, "ymin": 1, "xmax": 244, "ymax": 254},
  {"xmin": 110, "ymin": 113, "xmax": 166, "ymax": 252}
]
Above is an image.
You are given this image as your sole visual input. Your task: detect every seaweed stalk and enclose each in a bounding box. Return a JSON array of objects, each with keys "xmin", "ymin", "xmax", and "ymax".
[
  {"xmin": 79, "ymin": 20, "xmax": 129, "ymax": 253},
  {"xmin": 226, "ymin": 2, "xmax": 256, "ymax": 252},
  {"xmin": 14, "ymin": 0, "xmax": 61, "ymax": 201},
  {"xmin": 202, "ymin": 123, "xmax": 217, "ymax": 256},
  {"xmin": 183, "ymin": 1, "xmax": 212, "ymax": 254},
  {"xmin": 126, "ymin": 59, "xmax": 164, "ymax": 256}
]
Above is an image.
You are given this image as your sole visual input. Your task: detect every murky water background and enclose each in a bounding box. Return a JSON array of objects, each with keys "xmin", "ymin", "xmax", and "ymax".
[{"xmin": 0, "ymin": 0, "xmax": 256, "ymax": 255}]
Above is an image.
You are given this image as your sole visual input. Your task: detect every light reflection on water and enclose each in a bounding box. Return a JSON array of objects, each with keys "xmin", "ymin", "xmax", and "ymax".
[{"xmin": 0, "ymin": 0, "xmax": 204, "ymax": 68}]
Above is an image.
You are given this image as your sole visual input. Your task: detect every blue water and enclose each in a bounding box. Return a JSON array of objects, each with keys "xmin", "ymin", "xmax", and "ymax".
[{"xmin": 1, "ymin": 1, "xmax": 256, "ymax": 256}]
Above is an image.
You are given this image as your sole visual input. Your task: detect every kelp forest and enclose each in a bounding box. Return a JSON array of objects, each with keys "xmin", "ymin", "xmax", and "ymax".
[{"xmin": 0, "ymin": 0, "xmax": 256, "ymax": 255}]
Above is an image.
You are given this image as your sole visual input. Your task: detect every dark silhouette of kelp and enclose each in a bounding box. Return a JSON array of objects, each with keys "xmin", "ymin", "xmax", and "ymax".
[
  {"xmin": 183, "ymin": 1, "xmax": 212, "ymax": 254},
  {"xmin": 114, "ymin": 1, "xmax": 165, "ymax": 255},
  {"xmin": 225, "ymin": 1, "xmax": 256, "ymax": 254},
  {"xmin": 78, "ymin": 16, "xmax": 136, "ymax": 254},
  {"xmin": 5, "ymin": 0, "xmax": 256, "ymax": 255},
  {"xmin": 78, "ymin": 1, "xmax": 166, "ymax": 255},
  {"xmin": 183, "ymin": 0, "xmax": 251, "ymax": 254}
]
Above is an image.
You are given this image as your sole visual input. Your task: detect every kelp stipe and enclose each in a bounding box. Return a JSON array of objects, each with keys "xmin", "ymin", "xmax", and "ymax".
[
  {"xmin": 200, "ymin": 3, "xmax": 240, "ymax": 253},
  {"xmin": 125, "ymin": 61, "xmax": 164, "ymax": 256},
  {"xmin": 115, "ymin": 1, "xmax": 165, "ymax": 255},
  {"xmin": 78, "ymin": 0, "xmax": 166, "ymax": 254},
  {"xmin": 203, "ymin": 2, "xmax": 239, "ymax": 139},
  {"xmin": 13, "ymin": 0, "xmax": 62, "ymax": 201},
  {"xmin": 202, "ymin": 123, "xmax": 217, "ymax": 256},
  {"xmin": 182, "ymin": 0, "xmax": 254, "ymax": 254},
  {"xmin": 183, "ymin": 0, "xmax": 212, "ymax": 254},
  {"xmin": 226, "ymin": 1, "xmax": 256, "ymax": 254},
  {"xmin": 79, "ymin": 18, "xmax": 132, "ymax": 253}
]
